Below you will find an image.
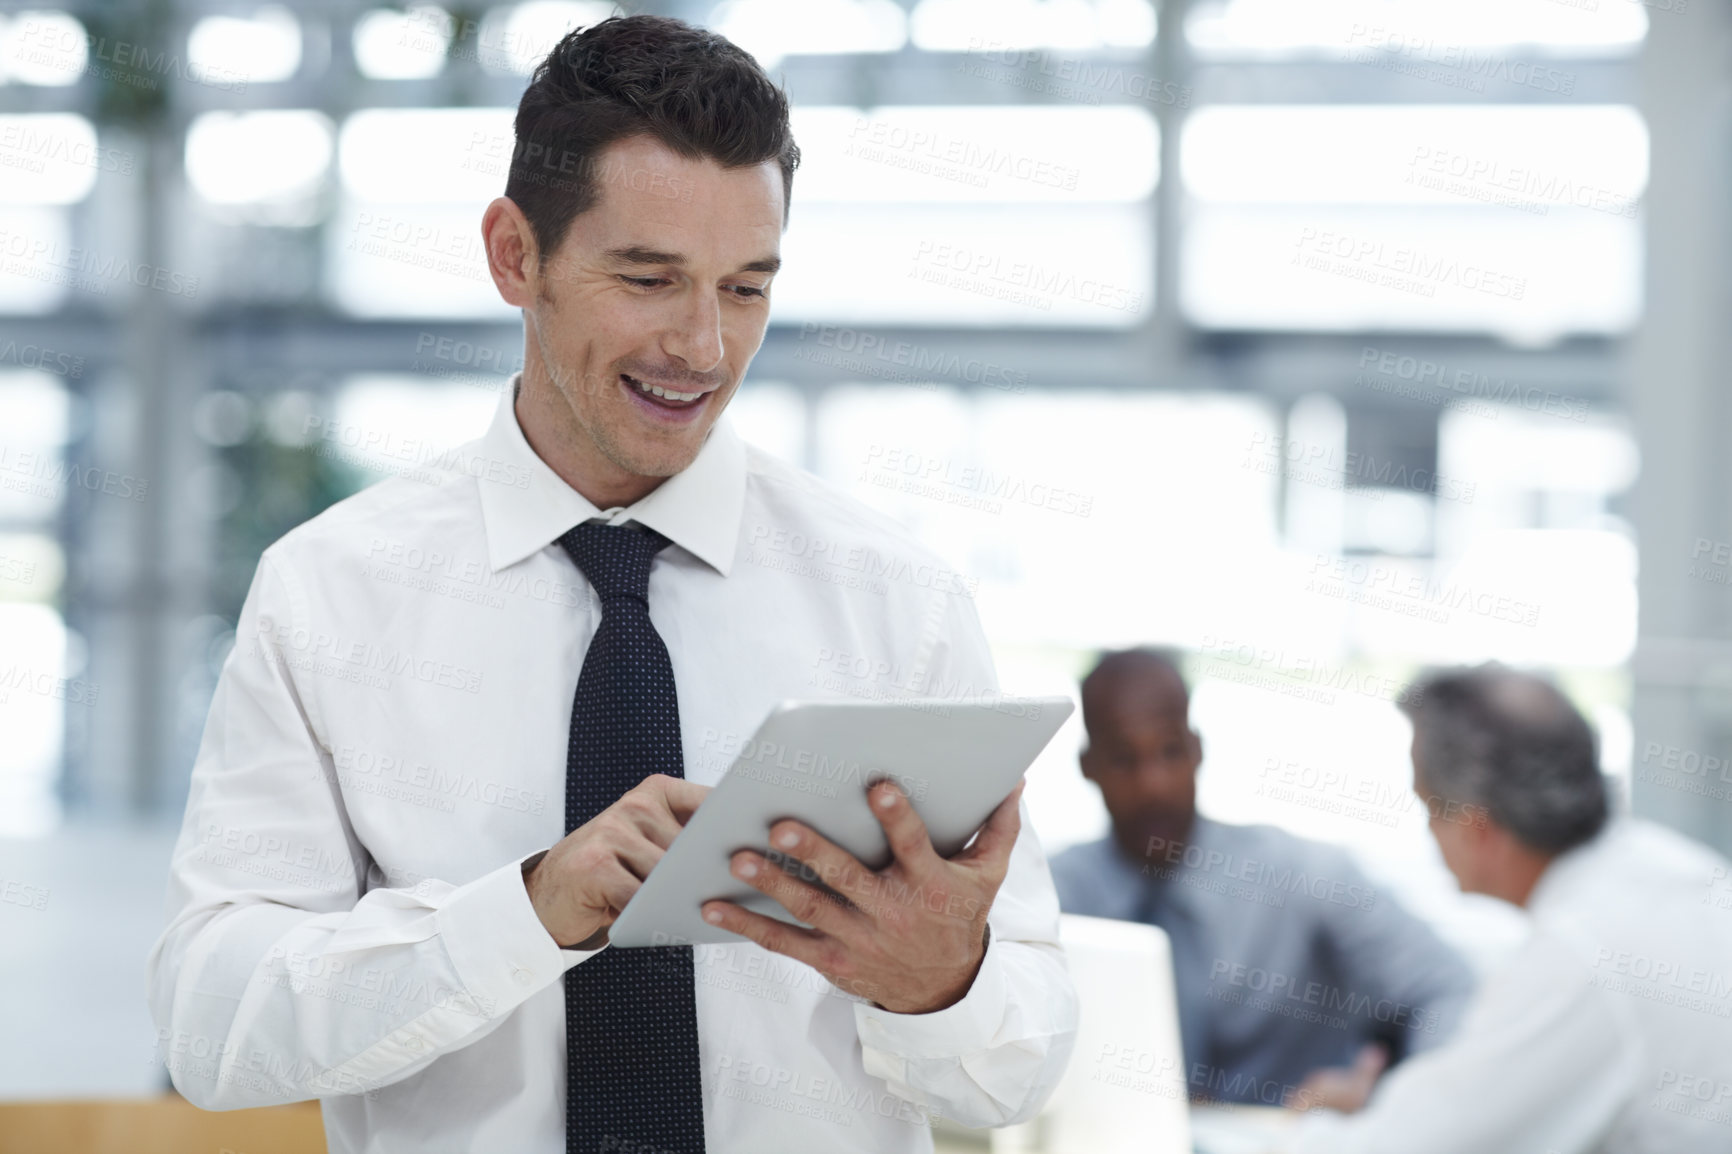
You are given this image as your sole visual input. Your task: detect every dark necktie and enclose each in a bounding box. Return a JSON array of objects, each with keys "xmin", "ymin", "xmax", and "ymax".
[
  {"xmin": 558, "ymin": 521, "xmax": 705, "ymax": 1154},
  {"xmin": 1134, "ymin": 867, "xmax": 1211, "ymax": 1096}
]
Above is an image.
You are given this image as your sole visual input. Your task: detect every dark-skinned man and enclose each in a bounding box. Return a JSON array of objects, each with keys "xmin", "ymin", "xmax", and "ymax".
[{"xmin": 1049, "ymin": 648, "xmax": 1474, "ymax": 1108}]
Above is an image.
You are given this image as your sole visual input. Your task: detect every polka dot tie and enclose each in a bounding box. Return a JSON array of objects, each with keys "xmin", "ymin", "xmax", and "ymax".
[{"xmin": 557, "ymin": 522, "xmax": 705, "ymax": 1154}]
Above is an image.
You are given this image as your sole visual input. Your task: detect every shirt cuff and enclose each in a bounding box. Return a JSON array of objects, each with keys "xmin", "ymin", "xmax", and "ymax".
[
  {"xmin": 853, "ymin": 928, "xmax": 1007, "ymax": 1079},
  {"xmin": 437, "ymin": 851, "xmax": 604, "ymax": 1018}
]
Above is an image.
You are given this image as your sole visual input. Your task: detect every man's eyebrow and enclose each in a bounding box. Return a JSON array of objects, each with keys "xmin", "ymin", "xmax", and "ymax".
[
  {"xmin": 602, "ymin": 247, "xmax": 781, "ymax": 276},
  {"xmin": 604, "ymin": 246, "xmax": 685, "ymax": 267}
]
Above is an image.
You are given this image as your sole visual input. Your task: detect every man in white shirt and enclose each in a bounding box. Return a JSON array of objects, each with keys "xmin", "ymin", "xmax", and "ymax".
[
  {"xmin": 146, "ymin": 15, "xmax": 1076, "ymax": 1154},
  {"xmin": 1285, "ymin": 664, "xmax": 1732, "ymax": 1154}
]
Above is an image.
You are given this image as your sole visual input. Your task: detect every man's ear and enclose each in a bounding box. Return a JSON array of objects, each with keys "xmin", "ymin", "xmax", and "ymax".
[
  {"xmin": 481, "ymin": 196, "xmax": 540, "ymax": 308},
  {"xmin": 1188, "ymin": 728, "xmax": 1204, "ymax": 772},
  {"xmin": 1079, "ymin": 744, "xmax": 1099, "ymax": 784}
]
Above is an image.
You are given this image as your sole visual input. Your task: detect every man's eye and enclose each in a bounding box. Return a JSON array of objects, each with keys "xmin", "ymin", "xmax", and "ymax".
[
  {"xmin": 729, "ymin": 284, "xmax": 767, "ymax": 299},
  {"xmin": 620, "ymin": 275, "xmax": 668, "ymax": 288}
]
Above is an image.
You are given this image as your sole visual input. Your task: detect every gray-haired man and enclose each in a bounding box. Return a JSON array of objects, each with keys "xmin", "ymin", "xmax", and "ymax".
[{"xmin": 1286, "ymin": 663, "xmax": 1732, "ymax": 1154}]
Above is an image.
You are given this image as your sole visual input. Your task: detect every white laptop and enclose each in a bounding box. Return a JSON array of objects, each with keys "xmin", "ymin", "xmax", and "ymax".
[{"xmin": 991, "ymin": 914, "xmax": 1193, "ymax": 1154}]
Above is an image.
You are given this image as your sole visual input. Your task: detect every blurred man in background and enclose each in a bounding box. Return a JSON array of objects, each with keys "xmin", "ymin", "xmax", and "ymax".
[
  {"xmin": 1286, "ymin": 664, "xmax": 1732, "ymax": 1153},
  {"xmin": 1049, "ymin": 648, "xmax": 1474, "ymax": 1107}
]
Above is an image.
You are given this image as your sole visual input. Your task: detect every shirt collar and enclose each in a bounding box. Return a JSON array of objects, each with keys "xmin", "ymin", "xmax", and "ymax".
[{"xmin": 474, "ymin": 372, "xmax": 746, "ymax": 576}]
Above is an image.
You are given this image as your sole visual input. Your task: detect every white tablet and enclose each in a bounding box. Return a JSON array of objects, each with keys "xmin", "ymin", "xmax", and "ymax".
[{"xmin": 607, "ymin": 694, "xmax": 1074, "ymax": 948}]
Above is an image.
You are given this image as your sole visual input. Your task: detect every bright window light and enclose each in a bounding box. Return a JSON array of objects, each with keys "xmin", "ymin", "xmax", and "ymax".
[
  {"xmin": 0, "ymin": 11, "xmax": 88, "ymax": 86},
  {"xmin": 0, "ymin": 208, "xmax": 70, "ymax": 314},
  {"xmin": 188, "ymin": 6, "xmax": 302, "ymax": 84},
  {"xmin": 710, "ymin": 0, "xmax": 906, "ymax": 68},
  {"xmin": 777, "ymin": 202, "xmax": 1152, "ymax": 327},
  {"xmin": 1187, "ymin": 0, "xmax": 1646, "ymax": 58},
  {"xmin": 354, "ymin": 6, "xmax": 453, "ymax": 79},
  {"xmin": 329, "ymin": 377, "xmax": 501, "ymax": 479},
  {"xmin": 479, "ymin": 2, "xmax": 618, "ymax": 76},
  {"xmin": 0, "ymin": 372, "xmax": 72, "ymax": 524},
  {"xmin": 725, "ymin": 383, "xmax": 807, "ymax": 464},
  {"xmin": 326, "ymin": 202, "xmax": 511, "ymax": 319},
  {"xmin": 0, "ymin": 602, "xmax": 69, "ymax": 836},
  {"xmin": 185, "ymin": 110, "xmax": 333, "ymax": 206},
  {"xmin": 1183, "ymin": 203, "xmax": 1640, "ymax": 338},
  {"xmin": 339, "ymin": 108, "xmax": 514, "ymax": 203},
  {"xmin": 911, "ymin": 0, "xmax": 1156, "ymax": 52},
  {"xmin": 0, "ymin": 532, "xmax": 64, "ymax": 602},
  {"xmin": 1184, "ymin": 106, "xmax": 1647, "ymax": 206},
  {"xmin": 0, "ymin": 115, "xmax": 102, "ymax": 204},
  {"xmin": 792, "ymin": 105, "xmax": 1157, "ymax": 204},
  {"xmin": 1181, "ymin": 107, "xmax": 1645, "ymax": 339}
]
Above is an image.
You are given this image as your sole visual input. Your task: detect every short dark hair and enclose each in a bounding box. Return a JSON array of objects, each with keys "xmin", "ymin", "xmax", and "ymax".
[
  {"xmin": 1400, "ymin": 664, "xmax": 1608, "ymax": 855},
  {"xmin": 506, "ymin": 14, "xmax": 800, "ymax": 260},
  {"xmin": 1081, "ymin": 647, "xmax": 1190, "ymax": 726}
]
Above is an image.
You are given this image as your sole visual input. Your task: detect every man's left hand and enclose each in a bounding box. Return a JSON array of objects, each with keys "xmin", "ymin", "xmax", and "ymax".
[{"xmin": 701, "ymin": 779, "xmax": 1024, "ymax": 1014}]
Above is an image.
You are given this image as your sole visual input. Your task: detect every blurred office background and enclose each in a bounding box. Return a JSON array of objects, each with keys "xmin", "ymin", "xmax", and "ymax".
[{"xmin": 1, "ymin": 0, "xmax": 1729, "ymax": 1105}]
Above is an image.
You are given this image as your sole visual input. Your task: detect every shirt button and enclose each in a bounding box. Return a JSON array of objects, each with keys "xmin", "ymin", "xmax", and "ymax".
[
  {"xmin": 513, "ymin": 967, "xmax": 534, "ymax": 987},
  {"xmin": 405, "ymin": 1036, "xmax": 426, "ymax": 1053}
]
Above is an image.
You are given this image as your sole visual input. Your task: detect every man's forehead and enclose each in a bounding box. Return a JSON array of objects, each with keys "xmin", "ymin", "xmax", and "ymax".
[{"xmin": 589, "ymin": 136, "xmax": 785, "ymax": 228}]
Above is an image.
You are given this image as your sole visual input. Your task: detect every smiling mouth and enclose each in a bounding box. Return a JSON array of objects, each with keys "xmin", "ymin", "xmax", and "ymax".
[{"xmin": 622, "ymin": 372, "xmax": 708, "ymax": 408}]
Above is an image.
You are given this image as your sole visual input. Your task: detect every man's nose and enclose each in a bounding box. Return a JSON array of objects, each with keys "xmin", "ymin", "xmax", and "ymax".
[{"xmin": 664, "ymin": 289, "xmax": 724, "ymax": 373}]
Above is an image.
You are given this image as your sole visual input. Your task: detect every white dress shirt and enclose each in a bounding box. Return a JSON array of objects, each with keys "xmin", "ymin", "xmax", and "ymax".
[
  {"xmin": 1287, "ymin": 817, "xmax": 1732, "ymax": 1154},
  {"xmin": 146, "ymin": 378, "xmax": 1078, "ymax": 1154}
]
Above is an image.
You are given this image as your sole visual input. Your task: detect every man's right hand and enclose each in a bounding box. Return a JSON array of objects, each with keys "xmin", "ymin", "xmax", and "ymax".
[{"xmin": 524, "ymin": 774, "xmax": 710, "ymax": 949}]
